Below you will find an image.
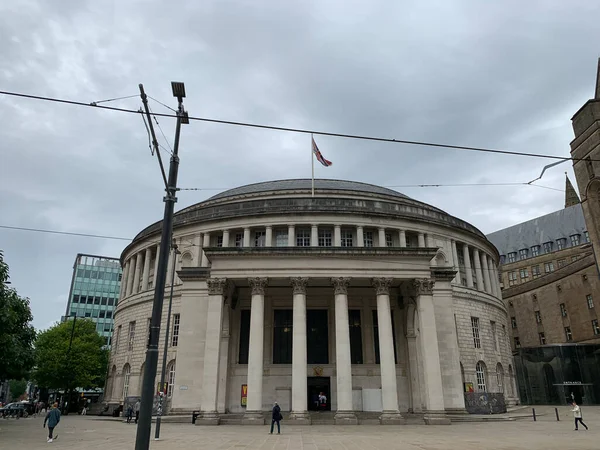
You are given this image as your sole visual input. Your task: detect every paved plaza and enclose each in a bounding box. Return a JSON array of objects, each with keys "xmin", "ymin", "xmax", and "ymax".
[{"xmin": 0, "ymin": 407, "xmax": 598, "ymax": 449}]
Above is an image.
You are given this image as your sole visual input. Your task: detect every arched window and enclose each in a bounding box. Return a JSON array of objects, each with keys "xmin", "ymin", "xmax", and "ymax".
[
  {"xmin": 181, "ymin": 252, "xmax": 193, "ymax": 268},
  {"xmin": 476, "ymin": 361, "xmax": 487, "ymax": 392},
  {"xmin": 496, "ymin": 363, "xmax": 504, "ymax": 393},
  {"xmin": 122, "ymin": 364, "xmax": 131, "ymax": 399},
  {"xmin": 167, "ymin": 361, "xmax": 176, "ymax": 398}
]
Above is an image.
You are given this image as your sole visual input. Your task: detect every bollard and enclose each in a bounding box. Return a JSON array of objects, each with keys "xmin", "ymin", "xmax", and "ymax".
[
  {"xmin": 555, "ymin": 407, "xmax": 560, "ymax": 421},
  {"xmin": 532, "ymin": 408, "xmax": 537, "ymax": 421}
]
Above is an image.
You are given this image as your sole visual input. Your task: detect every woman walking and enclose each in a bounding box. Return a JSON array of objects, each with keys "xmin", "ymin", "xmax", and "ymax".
[
  {"xmin": 572, "ymin": 402, "xmax": 589, "ymax": 431},
  {"xmin": 43, "ymin": 403, "xmax": 61, "ymax": 443}
]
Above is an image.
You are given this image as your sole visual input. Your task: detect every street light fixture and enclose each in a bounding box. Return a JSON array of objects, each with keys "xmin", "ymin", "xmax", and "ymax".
[{"xmin": 171, "ymin": 82, "xmax": 186, "ymax": 99}]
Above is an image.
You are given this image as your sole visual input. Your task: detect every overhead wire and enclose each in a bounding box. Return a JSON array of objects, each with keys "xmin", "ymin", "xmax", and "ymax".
[{"xmin": 0, "ymin": 89, "xmax": 593, "ymax": 163}]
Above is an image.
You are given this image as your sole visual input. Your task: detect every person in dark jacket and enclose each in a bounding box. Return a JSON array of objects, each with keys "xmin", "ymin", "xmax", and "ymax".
[
  {"xmin": 270, "ymin": 402, "xmax": 282, "ymax": 434},
  {"xmin": 43, "ymin": 403, "xmax": 61, "ymax": 443},
  {"xmin": 126, "ymin": 405, "xmax": 134, "ymax": 424}
]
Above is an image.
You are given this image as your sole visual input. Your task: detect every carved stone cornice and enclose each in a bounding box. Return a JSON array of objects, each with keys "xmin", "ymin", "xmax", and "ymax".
[
  {"xmin": 331, "ymin": 277, "xmax": 351, "ymax": 295},
  {"xmin": 248, "ymin": 277, "xmax": 268, "ymax": 296},
  {"xmin": 371, "ymin": 277, "xmax": 393, "ymax": 296},
  {"xmin": 431, "ymin": 268, "xmax": 457, "ymax": 282},
  {"xmin": 413, "ymin": 278, "xmax": 435, "ymax": 296},
  {"xmin": 207, "ymin": 278, "xmax": 227, "ymax": 295},
  {"xmin": 290, "ymin": 277, "xmax": 309, "ymax": 295}
]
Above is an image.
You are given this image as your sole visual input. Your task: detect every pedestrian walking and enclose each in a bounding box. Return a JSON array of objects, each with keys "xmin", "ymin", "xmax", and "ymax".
[
  {"xmin": 270, "ymin": 402, "xmax": 282, "ymax": 434},
  {"xmin": 43, "ymin": 402, "xmax": 61, "ymax": 443},
  {"xmin": 126, "ymin": 404, "xmax": 134, "ymax": 424},
  {"xmin": 134, "ymin": 399, "xmax": 141, "ymax": 424},
  {"xmin": 572, "ymin": 402, "xmax": 589, "ymax": 431}
]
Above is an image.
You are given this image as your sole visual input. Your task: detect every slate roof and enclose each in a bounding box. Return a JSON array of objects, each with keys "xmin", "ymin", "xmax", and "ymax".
[
  {"xmin": 206, "ymin": 179, "xmax": 411, "ymax": 201},
  {"xmin": 486, "ymin": 204, "xmax": 588, "ymax": 256}
]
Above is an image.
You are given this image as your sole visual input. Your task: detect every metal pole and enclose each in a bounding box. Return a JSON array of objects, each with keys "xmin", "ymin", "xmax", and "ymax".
[
  {"xmin": 135, "ymin": 84, "xmax": 184, "ymax": 450},
  {"xmin": 532, "ymin": 407, "xmax": 536, "ymax": 421},
  {"xmin": 62, "ymin": 314, "xmax": 77, "ymax": 414},
  {"xmin": 155, "ymin": 244, "xmax": 178, "ymax": 440},
  {"xmin": 555, "ymin": 407, "xmax": 560, "ymax": 421}
]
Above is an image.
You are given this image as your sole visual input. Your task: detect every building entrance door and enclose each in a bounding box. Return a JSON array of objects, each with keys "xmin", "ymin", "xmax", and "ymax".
[{"xmin": 307, "ymin": 377, "xmax": 331, "ymax": 411}]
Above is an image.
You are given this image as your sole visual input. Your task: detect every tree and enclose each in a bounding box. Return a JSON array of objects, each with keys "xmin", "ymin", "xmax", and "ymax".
[
  {"xmin": 34, "ymin": 319, "xmax": 109, "ymax": 392},
  {"xmin": 9, "ymin": 379, "xmax": 28, "ymax": 401},
  {"xmin": 0, "ymin": 251, "xmax": 36, "ymax": 382}
]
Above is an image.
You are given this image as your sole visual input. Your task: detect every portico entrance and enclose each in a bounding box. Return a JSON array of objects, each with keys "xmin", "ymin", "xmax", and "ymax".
[{"xmin": 307, "ymin": 377, "xmax": 331, "ymax": 411}]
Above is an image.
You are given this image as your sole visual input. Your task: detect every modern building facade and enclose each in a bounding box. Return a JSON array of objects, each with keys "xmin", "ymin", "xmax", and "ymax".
[
  {"xmin": 63, "ymin": 253, "xmax": 122, "ymax": 346},
  {"xmin": 104, "ymin": 179, "xmax": 516, "ymax": 424}
]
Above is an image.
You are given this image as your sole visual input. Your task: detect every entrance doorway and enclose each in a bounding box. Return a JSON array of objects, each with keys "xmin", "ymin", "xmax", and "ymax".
[{"xmin": 307, "ymin": 377, "xmax": 331, "ymax": 411}]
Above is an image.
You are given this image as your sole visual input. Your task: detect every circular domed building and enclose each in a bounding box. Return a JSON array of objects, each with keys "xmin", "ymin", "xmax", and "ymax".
[{"xmin": 104, "ymin": 179, "xmax": 516, "ymax": 425}]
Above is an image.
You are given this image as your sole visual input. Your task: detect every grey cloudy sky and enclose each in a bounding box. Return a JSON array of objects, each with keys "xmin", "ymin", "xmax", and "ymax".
[{"xmin": 1, "ymin": 1, "xmax": 599, "ymax": 330}]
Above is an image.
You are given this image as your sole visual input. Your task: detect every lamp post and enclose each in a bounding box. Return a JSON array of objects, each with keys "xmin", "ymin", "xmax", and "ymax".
[
  {"xmin": 135, "ymin": 82, "xmax": 187, "ymax": 450},
  {"xmin": 62, "ymin": 312, "xmax": 77, "ymax": 414}
]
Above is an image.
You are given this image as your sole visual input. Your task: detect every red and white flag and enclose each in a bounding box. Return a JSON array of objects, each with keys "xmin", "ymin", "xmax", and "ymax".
[{"xmin": 312, "ymin": 137, "xmax": 332, "ymax": 167}]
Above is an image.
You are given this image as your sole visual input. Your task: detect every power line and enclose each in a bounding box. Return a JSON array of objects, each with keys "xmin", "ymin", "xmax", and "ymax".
[
  {"xmin": 0, "ymin": 225, "xmax": 131, "ymax": 241},
  {"xmin": 0, "ymin": 89, "xmax": 592, "ymax": 163}
]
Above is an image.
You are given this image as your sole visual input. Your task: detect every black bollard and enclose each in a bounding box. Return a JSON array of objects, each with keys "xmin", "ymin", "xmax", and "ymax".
[
  {"xmin": 555, "ymin": 407, "xmax": 560, "ymax": 421},
  {"xmin": 532, "ymin": 408, "xmax": 537, "ymax": 421}
]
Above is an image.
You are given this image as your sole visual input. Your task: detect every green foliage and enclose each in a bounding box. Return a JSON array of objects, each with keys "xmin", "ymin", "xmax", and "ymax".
[
  {"xmin": 0, "ymin": 251, "xmax": 36, "ymax": 381},
  {"xmin": 34, "ymin": 319, "xmax": 109, "ymax": 390},
  {"xmin": 9, "ymin": 379, "xmax": 28, "ymax": 400}
]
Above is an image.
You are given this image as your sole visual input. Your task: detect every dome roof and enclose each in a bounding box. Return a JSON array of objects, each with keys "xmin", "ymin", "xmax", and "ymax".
[{"xmin": 206, "ymin": 179, "xmax": 411, "ymax": 201}]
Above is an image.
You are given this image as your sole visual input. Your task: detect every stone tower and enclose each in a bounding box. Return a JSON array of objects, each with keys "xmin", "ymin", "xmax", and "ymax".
[
  {"xmin": 565, "ymin": 173, "xmax": 581, "ymax": 208},
  {"xmin": 570, "ymin": 58, "xmax": 600, "ymax": 268}
]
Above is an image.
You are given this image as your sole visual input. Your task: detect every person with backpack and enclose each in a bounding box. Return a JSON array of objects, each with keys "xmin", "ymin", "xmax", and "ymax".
[
  {"xmin": 43, "ymin": 403, "xmax": 61, "ymax": 443},
  {"xmin": 270, "ymin": 402, "xmax": 282, "ymax": 434},
  {"xmin": 572, "ymin": 401, "xmax": 589, "ymax": 431}
]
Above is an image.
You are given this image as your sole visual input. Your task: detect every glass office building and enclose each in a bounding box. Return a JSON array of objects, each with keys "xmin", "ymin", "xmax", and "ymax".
[
  {"xmin": 513, "ymin": 344, "xmax": 600, "ymax": 405},
  {"xmin": 63, "ymin": 254, "xmax": 122, "ymax": 347}
]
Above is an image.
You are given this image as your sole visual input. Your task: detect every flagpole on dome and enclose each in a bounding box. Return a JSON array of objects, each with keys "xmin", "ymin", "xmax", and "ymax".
[{"xmin": 311, "ymin": 134, "xmax": 315, "ymax": 198}]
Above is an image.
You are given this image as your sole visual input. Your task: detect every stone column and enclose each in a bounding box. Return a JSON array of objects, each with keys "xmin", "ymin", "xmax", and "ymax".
[
  {"xmin": 153, "ymin": 245, "xmax": 160, "ymax": 282},
  {"xmin": 311, "ymin": 225, "xmax": 318, "ymax": 246},
  {"xmin": 217, "ymin": 305, "xmax": 230, "ymax": 414},
  {"xmin": 288, "ymin": 225, "xmax": 295, "ymax": 246},
  {"xmin": 334, "ymin": 225, "xmax": 342, "ymax": 246},
  {"xmin": 331, "ymin": 277, "xmax": 357, "ymax": 424},
  {"xmin": 141, "ymin": 248, "xmax": 151, "ymax": 291},
  {"xmin": 472, "ymin": 248, "xmax": 484, "ymax": 291},
  {"xmin": 119, "ymin": 260, "xmax": 129, "ymax": 300},
  {"xmin": 378, "ymin": 227, "xmax": 386, "ymax": 247},
  {"xmin": 265, "ymin": 226, "xmax": 273, "ymax": 247},
  {"xmin": 413, "ymin": 279, "xmax": 450, "ymax": 425},
  {"xmin": 126, "ymin": 257, "xmax": 136, "ymax": 296},
  {"xmin": 222, "ymin": 230, "xmax": 230, "ymax": 248},
  {"xmin": 490, "ymin": 258, "xmax": 502, "ymax": 298},
  {"xmin": 201, "ymin": 233, "xmax": 211, "ymax": 267},
  {"xmin": 406, "ymin": 306, "xmax": 421, "ymax": 413},
  {"xmin": 194, "ymin": 235, "xmax": 202, "ymax": 265},
  {"xmin": 198, "ymin": 278, "xmax": 227, "ymax": 424},
  {"xmin": 432, "ymin": 269, "xmax": 466, "ymax": 414},
  {"xmin": 243, "ymin": 277, "xmax": 268, "ymax": 424},
  {"xmin": 481, "ymin": 253, "xmax": 492, "ymax": 294},
  {"xmin": 462, "ymin": 244, "xmax": 474, "ymax": 288},
  {"xmin": 133, "ymin": 252, "xmax": 143, "ymax": 294},
  {"xmin": 418, "ymin": 233, "xmax": 425, "ymax": 248},
  {"xmin": 372, "ymin": 278, "xmax": 404, "ymax": 424},
  {"xmin": 399, "ymin": 230, "xmax": 407, "ymax": 247},
  {"xmin": 426, "ymin": 234, "xmax": 435, "ymax": 248},
  {"xmin": 290, "ymin": 277, "xmax": 310, "ymax": 423},
  {"xmin": 243, "ymin": 228, "xmax": 251, "ymax": 247},
  {"xmin": 451, "ymin": 240, "xmax": 460, "ymax": 284},
  {"xmin": 357, "ymin": 226, "xmax": 364, "ymax": 247}
]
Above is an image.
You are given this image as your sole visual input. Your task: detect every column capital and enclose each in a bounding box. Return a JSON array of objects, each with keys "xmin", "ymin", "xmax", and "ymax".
[
  {"xmin": 207, "ymin": 278, "xmax": 227, "ymax": 295},
  {"xmin": 248, "ymin": 277, "xmax": 268, "ymax": 296},
  {"xmin": 290, "ymin": 277, "xmax": 309, "ymax": 295},
  {"xmin": 331, "ymin": 277, "xmax": 350, "ymax": 295},
  {"xmin": 413, "ymin": 278, "xmax": 435, "ymax": 296},
  {"xmin": 371, "ymin": 277, "xmax": 393, "ymax": 295}
]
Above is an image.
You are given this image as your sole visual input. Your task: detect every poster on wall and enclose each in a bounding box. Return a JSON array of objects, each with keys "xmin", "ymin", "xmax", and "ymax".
[
  {"xmin": 464, "ymin": 382, "xmax": 474, "ymax": 393},
  {"xmin": 241, "ymin": 384, "xmax": 248, "ymax": 407}
]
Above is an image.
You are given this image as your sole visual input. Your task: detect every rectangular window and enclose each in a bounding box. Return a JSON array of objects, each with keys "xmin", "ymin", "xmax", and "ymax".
[
  {"xmin": 296, "ymin": 229, "xmax": 310, "ymax": 247},
  {"xmin": 532, "ymin": 265, "xmax": 541, "ymax": 278},
  {"xmin": 565, "ymin": 327, "xmax": 573, "ymax": 341},
  {"xmin": 171, "ymin": 314, "xmax": 180, "ymax": 346},
  {"xmin": 560, "ymin": 303, "xmax": 567, "ymax": 317},
  {"xmin": 519, "ymin": 249, "xmax": 528, "ymax": 260},
  {"xmin": 94, "ymin": 296, "xmax": 100, "ymax": 305},
  {"xmin": 587, "ymin": 294, "xmax": 594, "ymax": 309},
  {"xmin": 307, "ymin": 310, "xmax": 329, "ymax": 364},
  {"xmin": 348, "ymin": 310, "xmax": 363, "ymax": 364},
  {"xmin": 128, "ymin": 321, "xmax": 136, "ymax": 351},
  {"xmin": 535, "ymin": 311, "xmax": 542, "ymax": 324},
  {"xmin": 275, "ymin": 230, "xmax": 288, "ymax": 247},
  {"xmin": 471, "ymin": 317, "xmax": 481, "ymax": 348},
  {"xmin": 385, "ymin": 233, "xmax": 393, "ymax": 247},
  {"xmin": 363, "ymin": 231, "xmax": 374, "ymax": 247},
  {"xmin": 558, "ymin": 259, "xmax": 567, "ymax": 268},
  {"xmin": 273, "ymin": 310, "xmax": 293, "ymax": 364},
  {"xmin": 341, "ymin": 230, "xmax": 353, "ymax": 247},
  {"xmin": 543, "ymin": 242, "xmax": 553, "ymax": 253},
  {"xmin": 593, "ymin": 319, "xmax": 600, "ymax": 335},
  {"xmin": 572, "ymin": 255, "xmax": 581, "ymax": 262},
  {"xmin": 216, "ymin": 236, "xmax": 223, "ymax": 247},
  {"xmin": 539, "ymin": 332, "xmax": 546, "ymax": 345},
  {"xmin": 519, "ymin": 269, "xmax": 529, "ymax": 281},
  {"xmin": 318, "ymin": 229, "xmax": 332, "ymax": 247},
  {"xmin": 254, "ymin": 231, "xmax": 266, "ymax": 247},
  {"xmin": 491, "ymin": 321, "xmax": 497, "ymax": 351},
  {"xmin": 108, "ymin": 298, "xmax": 114, "ymax": 306},
  {"xmin": 584, "ymin": 231, "xmax": 590, "ymax": 242},
  {"xmin": 499, "ymin": 255, "xmax": 506, "ymax": 265},
  {"xmin": 511, "ymin": 317, "xmax": 517, "ymax": 329},
  {"xmin": 373, "ymin": 310, "xmax": 397, "ymax": 364},
  {"xmin": 531, "ymin": 245, "xmax": 540, "ymax": 257},
  {"xmin": 508, "ymin": 271, "xmax": 518, "ymax": 286},
  {"xmin": 238, "ymin": 310, "xmax": 251, "ymax": 364},
  {"xmin": 458, "ymin": 251, "xmax": 465, "ymax": 266},
  {"xmin": 544, "ymin": 262, "xmax": 555, "ymax": 274},
  {"xmin": 514, "ymin": 336, "xmax": 521, "ymax": 348},
  {"xmin": 508, "ymin": 252, "xmax": 517, "ymax": 263},
  {"xmin": 106, "ymin": 311, "xmax": 112, "ymax": 319},
  {"xmin": 557, "ymin": 238, "xmax": 566, "ymax": 250},
  {"xmin": 99, "ymin": 310, "xmax": 105, "ymax": 318},
  {"xmin": 235, "ymin": 233, "xmax": 243, "ymax": 248},
  {"xmin": 570, "ymin": 234, "xmax": 581, "ymax": 246}
]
